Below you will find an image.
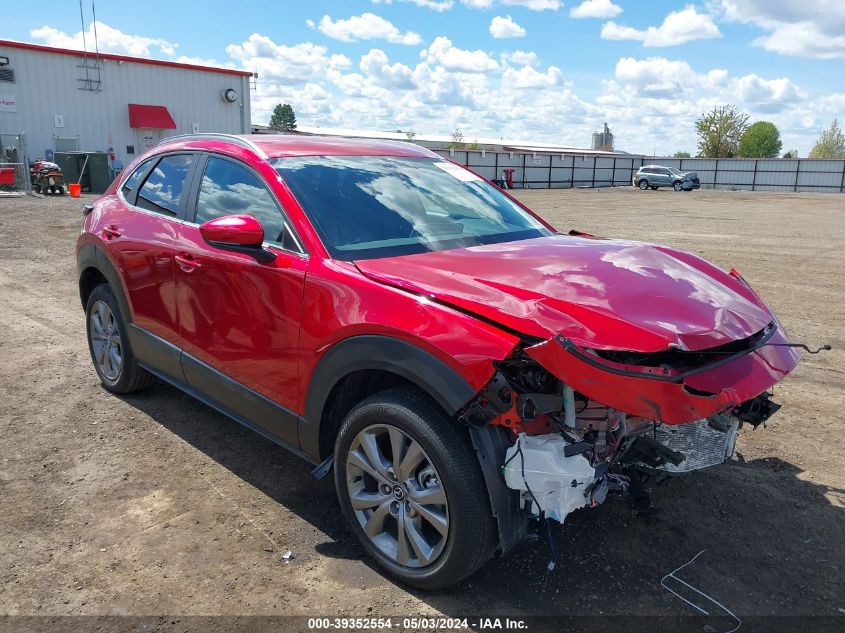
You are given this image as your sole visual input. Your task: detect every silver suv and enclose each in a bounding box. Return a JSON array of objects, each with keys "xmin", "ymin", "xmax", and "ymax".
[{"xmin": 634, "ymin": 165, "xmax": 700, "ymax": 191}]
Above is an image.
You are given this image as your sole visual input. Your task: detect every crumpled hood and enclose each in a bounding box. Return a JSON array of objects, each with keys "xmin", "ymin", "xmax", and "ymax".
[{"xmin": 355, "ymin": 234, "xmax": 773, "ymax": 353}]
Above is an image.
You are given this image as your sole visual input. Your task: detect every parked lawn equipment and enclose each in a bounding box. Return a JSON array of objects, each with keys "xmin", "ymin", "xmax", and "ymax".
[{"xmin": 31, "ymin": 160, "xmax": 65, "ymax": 195}]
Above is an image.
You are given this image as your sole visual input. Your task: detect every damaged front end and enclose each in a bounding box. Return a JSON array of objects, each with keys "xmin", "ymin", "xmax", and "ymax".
[{"xmin": 461, "ymin": 322, "xmax": 798, "ymax": 543}]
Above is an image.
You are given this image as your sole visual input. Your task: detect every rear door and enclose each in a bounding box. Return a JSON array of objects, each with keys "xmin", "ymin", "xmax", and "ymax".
[
  {"xmin": 105, "ymin": 153, "xmax": 197, "ymax": 374},
  {"xmin": 173, "ymin": 153, "xmax": 308, "ymax": 446}
]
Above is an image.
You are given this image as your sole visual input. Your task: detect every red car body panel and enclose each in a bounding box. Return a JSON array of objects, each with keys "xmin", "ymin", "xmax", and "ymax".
[
  {"xmin": 355, "ymin": 234, "xmax": 772, "ymax": 352},
  {"xmin": 297, "ymin": 257, "xmax": 521, "ymax": 414}
]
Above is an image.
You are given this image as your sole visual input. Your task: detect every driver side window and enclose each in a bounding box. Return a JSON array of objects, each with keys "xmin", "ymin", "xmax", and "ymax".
[{"xmin": 195, "ymin": 156, "xmax": 300, "ymax": 252}]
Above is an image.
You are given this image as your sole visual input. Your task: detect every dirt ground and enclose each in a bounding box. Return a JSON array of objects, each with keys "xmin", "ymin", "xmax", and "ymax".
[{"xmin": 0, "ymin": 188, "xmax": 843, "ymax": 627}]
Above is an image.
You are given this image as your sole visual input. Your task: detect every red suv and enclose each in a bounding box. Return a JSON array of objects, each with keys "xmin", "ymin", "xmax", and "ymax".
[{"xmin": 77, "ymin": 134, "xmax": 800, "ymax": 589}]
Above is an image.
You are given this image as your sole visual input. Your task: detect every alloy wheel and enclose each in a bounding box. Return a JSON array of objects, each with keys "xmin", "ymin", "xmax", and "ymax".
[
  {"xmin": 346, "ymin": 424, "xmax": 449, "ymax": 568},
  {"xmin": 89, "ymin": 299, "xmax": 122, "ymax": 381}
]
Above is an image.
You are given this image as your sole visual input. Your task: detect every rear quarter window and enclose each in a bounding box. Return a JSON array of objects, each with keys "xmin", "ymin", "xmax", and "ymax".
[
  {"xmin": 136, "ymin": 154, "xmax": 194, "ymax": 216},
  {"xmin": 120, "ymin": 159, "xmax": 153, "ymax": 200}
]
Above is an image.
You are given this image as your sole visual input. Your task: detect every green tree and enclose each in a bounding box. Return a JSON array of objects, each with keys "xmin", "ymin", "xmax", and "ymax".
[
  {"xmin": 808, "ymin": 119, "xmax": 845, "ymax": 158},
  {"xmin": 404, "ymin": 130, "xmax": 417, "ymax": 141},
  {"xmin": 694, "ymin": 104, "xmax": 749, "ymax": 158},
  {"xmin": 269, "ymin": 103, "xmax": 297, "ymax": 131},
  {"xmin": 782, "ymin": 149, "xmax": 798, "ymax": 159},
  {"xmin": 737, "ymin": 121, "xmax": 782, "ymax": 158},
  {"xmin": 673, "ymin": 151, "xmax": 691, "ymax": 158}
]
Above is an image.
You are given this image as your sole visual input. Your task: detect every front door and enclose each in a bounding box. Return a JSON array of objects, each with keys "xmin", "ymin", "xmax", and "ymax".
[{"xmin": 173, "ymin": 154, "xmax": 308, "ymax": 446}]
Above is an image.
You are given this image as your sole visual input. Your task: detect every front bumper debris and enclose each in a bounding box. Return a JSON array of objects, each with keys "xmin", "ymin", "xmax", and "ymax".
[
  {"xmin": 524, "ymin": 324, "xmax": 799, "ymax": 424},
  {"xmin": 503, "ymin": 433, "xmax": 606, "ymax": 523}
]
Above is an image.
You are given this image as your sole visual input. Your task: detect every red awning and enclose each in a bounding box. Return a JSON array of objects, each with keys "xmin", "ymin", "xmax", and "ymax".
[{"xmin": 128, "ymin": 104, "xmax": 176, "ymax": 129}]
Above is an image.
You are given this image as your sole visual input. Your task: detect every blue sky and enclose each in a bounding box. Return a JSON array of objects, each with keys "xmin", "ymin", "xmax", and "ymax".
[{"xmin": 5, "ymin": 0, "xmax": 844, "ymax": 154}]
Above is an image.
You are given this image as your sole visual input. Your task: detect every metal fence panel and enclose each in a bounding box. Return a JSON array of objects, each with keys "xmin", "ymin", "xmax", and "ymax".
[
  {"xmin": 798, "ymin": 171, "xmax": 841, "ymax": 188},
  {"xmin": 801, "ymin": 160, "xmax": 845, "ymax": 173},
  {"xmin": 415, "ymin": 148, "xmax": 844, "ymax": 192}
]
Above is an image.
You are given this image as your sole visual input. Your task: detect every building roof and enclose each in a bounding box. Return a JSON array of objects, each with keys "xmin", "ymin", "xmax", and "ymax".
[
  {"xmin": 0, "ymin": 39, "xmax": 253, "ymax": 77},
  {"xmin": 291, "ymin": 125, "xmax": 622, "ymax": 155},
  {"xmin": 158, "ymin": 133, "xmax": 438, "ymax": 159}
]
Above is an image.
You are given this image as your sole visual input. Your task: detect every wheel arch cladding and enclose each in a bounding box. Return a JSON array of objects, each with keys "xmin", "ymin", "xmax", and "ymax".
[
  {"xmin": 299, "ymin": 335, "xmax": 478, "ymax": 461},
  {"xmin": 77, "ymin": 244, "xmax": 132, "ymax": 322}
]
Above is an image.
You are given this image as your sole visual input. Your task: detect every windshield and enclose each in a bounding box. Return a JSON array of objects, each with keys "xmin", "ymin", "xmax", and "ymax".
[{"xmin": 273, "ymin": 156, "xmax": 552, "ymax": 260}]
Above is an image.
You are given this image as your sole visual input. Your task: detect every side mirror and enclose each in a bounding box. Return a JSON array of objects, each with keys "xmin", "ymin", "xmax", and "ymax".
[{"xmin": 199, "ymin": 214, "xmax": 276, "ymax": 263}]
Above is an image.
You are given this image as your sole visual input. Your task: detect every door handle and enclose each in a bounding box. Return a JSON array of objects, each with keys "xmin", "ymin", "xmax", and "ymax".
[
  {"xmin": 175, "ymin": 253, "xmax": 201, "ymax": 272},
  {"xmin": 101, "ymin": 225, "xmax": 121, "ymax": 240}
]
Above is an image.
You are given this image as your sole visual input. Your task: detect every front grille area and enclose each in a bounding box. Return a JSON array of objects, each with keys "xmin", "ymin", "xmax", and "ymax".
[
  {"xmin": 652, "ymin": 416, "xmax": 739, "ymax": 473},
  {"xmin": 593, "ymin": 323, "xmax": 772, "ymax": 371}
]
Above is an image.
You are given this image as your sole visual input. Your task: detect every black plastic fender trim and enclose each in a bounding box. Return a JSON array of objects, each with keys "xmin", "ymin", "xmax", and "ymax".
[{"xmin": 300, "ymin": 335, "xmax": 479, "ymax": 461}]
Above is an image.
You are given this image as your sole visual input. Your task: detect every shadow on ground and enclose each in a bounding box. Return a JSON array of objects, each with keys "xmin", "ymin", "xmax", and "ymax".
[{"xmin": 121, "ymin": 380, "xmax": 844, "ymax": 619}]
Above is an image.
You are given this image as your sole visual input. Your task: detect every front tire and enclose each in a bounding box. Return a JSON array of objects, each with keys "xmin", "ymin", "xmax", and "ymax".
[
  {"xmin": 638, "ymin": 179, "xmax": 649, "ymax": 190},
  {"xmin": 334, "ymin": 387, "xmax": 494, "ymax": 590},
  {"xmin": 85, "ymin": 284, "xmax": 152, "ymax": 393},
  {"xmin": 673, "ymin": 181, "xmax": 682, "ymax": 191}
]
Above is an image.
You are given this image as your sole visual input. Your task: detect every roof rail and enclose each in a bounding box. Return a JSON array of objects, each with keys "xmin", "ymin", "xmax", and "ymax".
[{"xmin": 158, "ymin": 133, "xmax": 266, "ymax": 158}]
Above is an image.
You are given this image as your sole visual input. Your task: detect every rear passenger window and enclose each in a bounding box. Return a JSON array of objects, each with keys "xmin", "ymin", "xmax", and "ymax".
[
  {"xmin": 195, "ymin": 156, "xmax": 296, "ymax": 250},
  {"xmin": 120, "ymin": 159, "xmax": 153, "ymax": 199},
  {"xmin": 136, "ymin": 154, "xmax": 194, "ymax": 216}
]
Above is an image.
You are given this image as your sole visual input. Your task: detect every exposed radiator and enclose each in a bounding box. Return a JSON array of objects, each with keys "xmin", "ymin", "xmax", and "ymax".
[{"xmin": 653, "ymin": 416, "xmax": 740, "ymax": 473}]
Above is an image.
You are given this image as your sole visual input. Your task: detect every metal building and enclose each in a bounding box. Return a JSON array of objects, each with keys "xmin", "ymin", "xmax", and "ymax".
[{"xmin": 0, "ymin": 39, "xmax": 252, "ymax": 172}]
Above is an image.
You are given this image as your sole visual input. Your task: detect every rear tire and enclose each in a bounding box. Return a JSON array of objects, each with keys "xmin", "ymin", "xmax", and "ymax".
[
  {"xmin": 673, "ymin": 181, "xmax": 682, "ymax": 191},
  {"xmin": 638, "ymin": 179, "xmax": 649, "ymax": 190},
  {"xmin": 85, "ymin": 283, "xmax": 153, "ymax": 394},
  {"xmin": 334, "ymin": 387, "xmax": 495, "ymax": 590}
]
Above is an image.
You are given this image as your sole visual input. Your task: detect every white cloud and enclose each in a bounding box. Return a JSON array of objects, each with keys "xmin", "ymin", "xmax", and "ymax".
[
  {"xmin": 601, "ymin": 5, "xmax": 721, "ymax": 47},
  {"xmin": 421, "ymin": 36, "xmax": 499, "ymax": 72},
  {"xmin": 716, "ymin": 0, "xmax": 845, "ymax": 59},
  {"xmin": 226, "ymin": 35, "xmax": 331, "ymax": 85},
  {"xmin": 614, "ymin": 57, "xmax": 695, "ymax": 98},
  {"xmin": 503, "ymin": 64, "xmax": 563, "ymax": 88},
  {"xmin": 312, "ymin": 13, "xmax": 422, "ymax": 45},
  {"xmin": 360, "ymin": 49, "xmax": 416, "ymax": 89},
  {"xmin": 610, "ymin": 56, "xmax": 805, "ymax": 110},
  {"xmin": 569, "ymin": 0, "xmax": 622, "ymax": 19},
  {"xmin": 460, "ymin": 0, "xmax": 494, "ymax": 7},
  {"xmin": 502, "ymin": 0, "xmax": 561, "ymax": 9},
  {"xmin": 489, "ymin": 15, "xmax": 526, "ymax": 38},
  {"xmin": 30, "ymin": 22, "xmax": 177, "ymax": 57},
  {"xmin": 501, "ymin": 50, "xmax": 541, "ymax": 66}
]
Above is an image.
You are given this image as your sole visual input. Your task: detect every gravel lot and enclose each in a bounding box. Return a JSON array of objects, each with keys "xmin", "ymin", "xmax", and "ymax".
[{"xmin": 0, "ymin": 188, "xmax": 842, "ymax": 627}]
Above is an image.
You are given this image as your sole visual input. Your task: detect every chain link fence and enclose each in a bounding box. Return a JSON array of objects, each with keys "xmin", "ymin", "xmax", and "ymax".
[{"xmin": 0, "ymin": 133, "xmax": 31, "ymax": 196}]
